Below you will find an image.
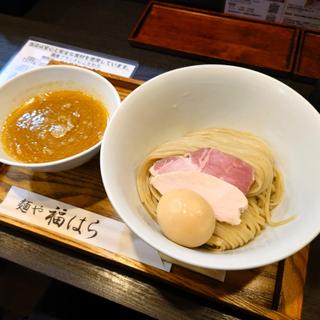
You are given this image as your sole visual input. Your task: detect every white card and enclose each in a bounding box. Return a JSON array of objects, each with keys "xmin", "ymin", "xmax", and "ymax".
[
  {"xmin": 0, "ymin": 186, "xmax": 171, "ymax": 272},
  {"xmin": 0, "ymin": 39, "xmax": 138, "ymax": 85}
]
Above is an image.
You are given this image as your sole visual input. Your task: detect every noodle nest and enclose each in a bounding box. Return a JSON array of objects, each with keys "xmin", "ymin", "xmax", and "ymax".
[{"xmin": 136, "ymin": 128, "xmax": 284, "ymax": 251}]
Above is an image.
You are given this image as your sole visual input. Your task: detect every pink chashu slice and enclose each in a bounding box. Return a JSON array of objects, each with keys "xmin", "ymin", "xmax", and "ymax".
[{"xmin": 149, "ymin": 148, "xmax": 254, "ymax": 194}]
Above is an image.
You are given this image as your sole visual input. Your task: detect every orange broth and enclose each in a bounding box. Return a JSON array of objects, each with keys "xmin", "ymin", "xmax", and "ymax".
[{"xmin": 1, "ymin": 90, "xmax": 108, "ymax": 163}]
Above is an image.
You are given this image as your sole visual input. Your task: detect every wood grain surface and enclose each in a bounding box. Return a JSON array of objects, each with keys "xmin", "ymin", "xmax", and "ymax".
[
  {"xmin": 0, "ymin": 67, "xmax": 309, "ymax": 320},
  {"xmin": 128, "ymin": 1, "xmax": 299, "ymax": 73},
  {"xmin": 0, "ymin": 228, "xmax": 242, "ymax": 320},
  {"xmin": 278, "ymin": 246, "xmax": 310, "ymax": 319},
  {"xmin": 295, "ymin": 31, "xmax": 320, "ymax": 79}
]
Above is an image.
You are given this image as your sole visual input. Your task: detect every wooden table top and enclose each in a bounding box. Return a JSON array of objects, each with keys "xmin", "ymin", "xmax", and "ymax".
[{"xmin": 0, "ymin": 1, "xmax": 319, "ymax": 319}]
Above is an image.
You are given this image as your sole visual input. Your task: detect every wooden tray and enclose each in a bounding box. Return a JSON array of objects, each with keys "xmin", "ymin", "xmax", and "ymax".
[
  {"xmin": 294, "ymin": 30, "xmax": 320, "ymax": 79},
  {"xmin": 0, "ymin": 65, "xmax": 309, "ymax": 320},
  {"xmin": 128, "ymin": 1, "xmax": 299, "ymax": 74}
]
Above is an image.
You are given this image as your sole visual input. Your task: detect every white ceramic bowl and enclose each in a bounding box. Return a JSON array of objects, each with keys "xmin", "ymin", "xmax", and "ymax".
[
  {"xmin": 0, "ymin": 65, "xmax": 120, "ymax": 171},
  {"xmin": 100, "ymin": 65, "xmax": 320, "ymax": 270}
]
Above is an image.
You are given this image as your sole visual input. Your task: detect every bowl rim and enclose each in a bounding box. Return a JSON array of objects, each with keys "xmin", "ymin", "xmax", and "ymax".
[
  {"xmin": 100, "ymin": 64, "xmax": 320, "ymax": 270},
  {"xmin": 0, "ymin": 64, "xmax": 121, "ymax": 168}
]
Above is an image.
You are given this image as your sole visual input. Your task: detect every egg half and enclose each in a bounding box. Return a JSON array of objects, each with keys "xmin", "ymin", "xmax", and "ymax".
[{"xmin": 156, "ymin": 189, "xmax": 216, "ymax": 248}]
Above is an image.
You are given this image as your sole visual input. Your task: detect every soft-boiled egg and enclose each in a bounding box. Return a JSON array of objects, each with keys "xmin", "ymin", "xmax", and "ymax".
[{"xmin": 156, "ymin": 189, "xmax": 216, "ymax": 248}]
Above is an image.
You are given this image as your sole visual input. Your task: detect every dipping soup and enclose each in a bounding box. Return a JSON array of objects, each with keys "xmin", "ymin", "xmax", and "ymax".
[{"xmin": 1, "ymin": 90, "xmax": 108, "ymax": 163}]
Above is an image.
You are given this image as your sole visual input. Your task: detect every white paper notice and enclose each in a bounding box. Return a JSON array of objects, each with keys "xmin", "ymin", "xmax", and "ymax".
[
  {"xmin": 0, "ymin": 39, "xmax": 138, "ymax": 85},
  {"xmin": 0, "ymin": 186, "xmax": 171, "ymax": 272},
  {"xmin": 224, "ymin": 0, "xmax": 286, "ymax": 23}
]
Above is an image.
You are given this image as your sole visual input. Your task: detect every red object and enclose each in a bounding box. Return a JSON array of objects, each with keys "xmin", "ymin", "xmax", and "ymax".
[
  {"xmin": 295, "ymin": 31, "xmax": 320, "ymax": 79},
  {"xmin": 129, "ymin": 1, "xmax": 299, "ymax": 73}
]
